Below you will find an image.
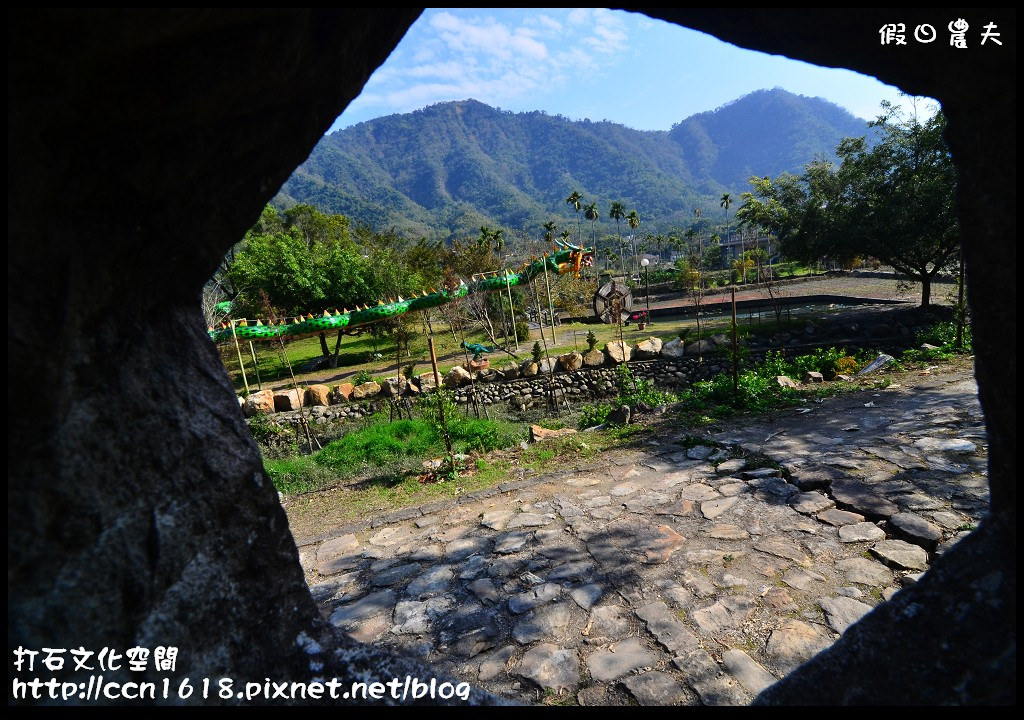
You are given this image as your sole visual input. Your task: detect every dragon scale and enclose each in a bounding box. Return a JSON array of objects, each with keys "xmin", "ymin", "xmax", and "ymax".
[{"xmin": 209, "ymin": 242, "xmax": 592, "ymax": 344}]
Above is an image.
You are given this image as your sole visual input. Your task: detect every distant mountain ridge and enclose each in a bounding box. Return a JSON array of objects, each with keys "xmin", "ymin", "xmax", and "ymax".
[{"xmin": 275, "ymin": 88, "xmax": 870, "ymax": 240}]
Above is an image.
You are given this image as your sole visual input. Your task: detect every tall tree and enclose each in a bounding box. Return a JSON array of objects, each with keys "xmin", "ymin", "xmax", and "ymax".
[
  {"xmin": 627, "ymin": 209, "xmax": 641, "ymax": 272},
  {"xmin": 739, "ymin": 102, "xmax": 958, "ymax": 306},
  {"xmin": 609, "ymin": 201, "xmax": 626, "ymax": 276},
  {"xmin": 584, "ymin": 202, "xmax": 600, "ymax": 260},
  {"xmin": 566, "ymin": 191, "xmax": 583, "ymax": 244}
]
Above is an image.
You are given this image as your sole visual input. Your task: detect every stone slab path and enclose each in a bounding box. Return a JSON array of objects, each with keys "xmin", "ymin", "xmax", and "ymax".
[{"xmin": 294, "ymin": 366, "xmax": 986, "ymax": 705}]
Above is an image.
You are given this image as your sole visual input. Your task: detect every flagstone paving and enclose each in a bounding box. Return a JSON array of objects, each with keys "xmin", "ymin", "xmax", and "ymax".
[{"xmin": 294, "ymin": 366, "xmax": 986, "ymax": 705}]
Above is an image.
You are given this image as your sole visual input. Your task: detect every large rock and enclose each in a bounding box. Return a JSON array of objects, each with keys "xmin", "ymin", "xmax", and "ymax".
[
  {"xmin": 330, "ymin": 382, "xmax": 354, "ymax": 403},
  {"xmin": 661, "ymin": 337, "xmax": 687, "ymax": 358},
  {"xmin": 351, "ymin": 380, "xmax": 381, "ymax": 399},
  {"xmin": 538, "ymin": 357, "xmax": 558, "ymax": 374},
  {"xmin": 416, "ymin": 372, "xmax": 438, "ymax": 392},
  {"xmin": 607, "ymin": 405, "xmax": 631, "ymax": 426},
  {"xmin": 520, "ymin": 360, "xmax": 539, "ymax": 377},
  {"xmin": 499, "ymin": 364, "xmax": 520, "ymax": 380},
  {"xmin": 273, "ymin": 388, "xmax": 304, "ymax": 411},
  {"xmin": 243, "ymin": 389, "xmax": 276, "ymax": 416},
  {"xmin": 305, "ymin": 384, "xmax": 330, "ymax": 406},
  {"xmin": 582, "ymin": 349, "xmax": 605, "ymax": 367},
  {"xmin": 685, "ymin": 339, "xmax": 716, "ymax": 355},
  {"xmin": 379, "ymin": 376, "xmax": 408, "ymax": 397},
  {"xmin": 776, "ymin": 375, "xmax": 799, "ymax": 389},
  {"xmin": 634, "ymin": 336, "xmax": 663, "ymax": 358},
  {"xmin": 604, "ymin": 340, "xmax": 634, "ymax": 364},
  {"xmin": 559, "ymin": 351, "xmax": 583, "ymax": 371},
  {"xmin": 530, "ymin": 425, "xmax": 577, "ymax": 442},
  {"xmin": 444, "ymin": 366, "xmax": 472, "ymax": 388}
]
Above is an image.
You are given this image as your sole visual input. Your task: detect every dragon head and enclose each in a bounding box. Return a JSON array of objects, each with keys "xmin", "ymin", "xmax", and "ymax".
[{"xmin": 552, "ymin": 238, "xmax": 596, "ymax": 276}]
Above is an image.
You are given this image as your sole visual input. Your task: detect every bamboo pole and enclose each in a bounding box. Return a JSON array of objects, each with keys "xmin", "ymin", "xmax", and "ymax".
[
  {"xmin": 229, "ymin": 319, "xmax": 250, "ymax": 395},
  {"xmin": 506, "ymin": 271, "xmax": 520, "ymax": 351},
  {"xmin": 248, "ymin": 341, "xmax": 262, "ymax": 391},
  {"xmin": 542, "ymin": 253, "xmax": 557, "ymax": 347},
  {"xmin": 731, "ymin": 286, "xmax": 739, "ymax": 393}
]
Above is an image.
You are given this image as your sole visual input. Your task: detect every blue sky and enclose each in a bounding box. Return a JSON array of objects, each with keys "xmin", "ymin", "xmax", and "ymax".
[{"xmin": 329, "ymin": 8, "xmax": 929, "ymax": 134}]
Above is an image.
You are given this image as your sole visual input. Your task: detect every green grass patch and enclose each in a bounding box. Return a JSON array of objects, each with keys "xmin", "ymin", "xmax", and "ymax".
[{"xmin": 266, "ymin": 413, "xmax": 525, "ymax": 495}]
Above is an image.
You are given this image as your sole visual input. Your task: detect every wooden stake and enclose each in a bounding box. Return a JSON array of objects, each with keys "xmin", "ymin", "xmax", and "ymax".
[{"xmin": 428, "ymin": 336, "xmax": 442, "ymax": 389}]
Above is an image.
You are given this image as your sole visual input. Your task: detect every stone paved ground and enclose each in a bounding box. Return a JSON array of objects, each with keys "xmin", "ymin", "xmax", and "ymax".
[{"xmin": 293, "ymin": 364, "xmax": 986, "ymax": 705}]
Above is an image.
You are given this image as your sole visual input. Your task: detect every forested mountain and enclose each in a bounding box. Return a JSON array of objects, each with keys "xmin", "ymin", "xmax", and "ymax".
[{"xmin": 275, "ymin": 88, "xmax": 870, "ymax": 241}]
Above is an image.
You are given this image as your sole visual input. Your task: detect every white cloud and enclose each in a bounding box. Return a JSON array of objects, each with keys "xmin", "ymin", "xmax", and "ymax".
[{"xmin": 343, "ymin": 8, "xmax": 633, "ymax": 119}]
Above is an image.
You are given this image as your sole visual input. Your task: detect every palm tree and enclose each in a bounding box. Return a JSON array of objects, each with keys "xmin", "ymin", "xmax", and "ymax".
[
  {"xmin": 720, "ymin": 193, "xmax": 732, "ymax": 216},
  {"xmin": 543, "ymin": 220, "xmax": 557, "ymax": 245},
  {"xmin": 478, "ymin": 225, "xmax": 492, "ymax": 248},
  {"xmin": 609, "ymin": 201, "xmax": 626, "ymax": 274},
  {"xmin": 585, "ymin": 199, "xmax": 598, "ymax": 247},
  {"xmin": 565, "ymin": 191, "xmax": 583, "ymax": 244},
  {"xmin": 627, "ymin": 209, "xmax": 640, "ymax": 271}
]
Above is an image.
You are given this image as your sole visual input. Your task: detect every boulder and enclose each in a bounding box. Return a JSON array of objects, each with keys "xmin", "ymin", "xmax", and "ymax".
[
  {"xmin": 803, "ymin": 371, "xmax": 825, "ymax": 383},
  {"xmin": 330, "ymin": 383, "xmax": 354, "ymax": 404},
  {"xmin": 661, "ymin": 338, "xmax": 687, "ymax": 358},
  {"xmin": 416, "ymin": 373, "xmax": 438, "ymax": 393},
  {"xmin": 351, "ymin": 381, "xmax": 381, "ymax": 399},
  {"xmin": 710, "ymin": 332, "xmax": 730, "ymax": 347},
  {"xmin": 583, "ymin": 349, "xmax": 606, "ymax": 367},
  {"xmin": 379, "ymin": 377, "xmax": 408, "ymax": 397},
  {"xmin": 559, "ymin": 351, "xmax": 584, "ymax": 371},
  {"xmin": 607, "ymin": 405, "xmax": 631, "ymax": 426},
  {"xmin": 635, "ymin": 336, "xmax": 663, "ymax": 358},
  {"xmin": 501, "ymin": 364, "xmax": 521, "ymax": 380},
  {"xmin": 243, "ymin": 389, "xmax": 276, "ymax": 416},
  {"xmin": 776, "ymin": 375, "xmax": 800, "ymax": 389},
  {"xmin": 536, "ymin": 357, "xmax": 556, "ymax": 374},
  {"xmin": 443, "ymin": 366, "xmax": 472, "ymax": 388},
  {"xmin": 685, "ymin": 339, "xmax": 716, "ymax": 355},
  {"xmin": 530, "ymin": 425, "xmax": 578, "ymax": 442},
  {"xmin": 273, "ymin": 388, "xmax": 304, "ymax": 412},
  {"xmin": 306, "ymin": 384, "xmax": 330, "ymax": 406},
  {"xmin": 605, "ymin": 340, "xmax": 634, "ymax": 364},
  {"xmin": 521, "ymin": 360, "xmax": 539, "ymax": 377}
]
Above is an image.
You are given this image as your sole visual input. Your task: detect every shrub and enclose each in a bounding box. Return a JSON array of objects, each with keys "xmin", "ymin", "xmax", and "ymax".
[
  {"xmin": 835, "ymin": 356, "xmax": 860, "ymax": 376},
  {"xmin": 353, "ymin": 369, "xmax": 373, "ymax": 386},
  {"xmin": 578, "ymin": 403, "xmax": 612, "ymax": 429},
  {"xmin": 515, "ymin": 320, "xmax": 532, "ymax": 342},
  {"xmin": 616, "ymin": 363, "xmax": 677, "ymax": 407},
  {"xmin": 586, "ymin": 330, "xmax": 598, "ymax": 351},
  {"xmin": 247, "ymin": 412, "xmax": 284, "ymax": 443},
  {"xmin": 918, "ymin": 320, "xmax": 972, "ymax": 351},
  {"xmin": 532, "ymin": 341, "xmax": 543, "ymax": 364}
]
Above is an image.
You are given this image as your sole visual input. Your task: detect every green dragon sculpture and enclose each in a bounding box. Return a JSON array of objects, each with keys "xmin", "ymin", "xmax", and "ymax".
[{"xmin": 209, "ymin": 240, "xmax": 593, "ymax": 344}]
